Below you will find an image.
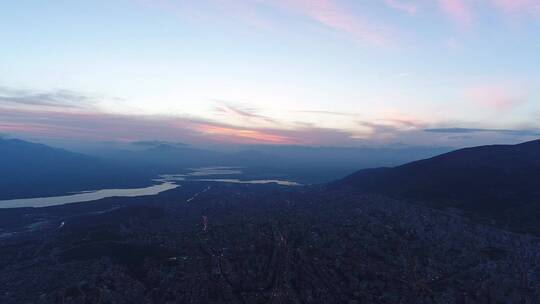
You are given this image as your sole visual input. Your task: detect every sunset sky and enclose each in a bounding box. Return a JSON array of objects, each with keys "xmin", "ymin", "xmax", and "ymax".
[{"xmin": 1, "ymin": 0, "xmax": 539, "ymax": 147}]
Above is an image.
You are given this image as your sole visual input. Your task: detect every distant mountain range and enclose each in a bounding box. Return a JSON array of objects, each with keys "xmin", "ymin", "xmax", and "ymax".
[
  {"xmin": 339, "ymin": 139, "xmax": 540, "ymax": 234},
  {"xmin": 0, "ymin": 137, "xmax": 451, "ymax": 200},
  {"xmin": 0, "ymin": 138, "xmax": 151, "ymax": 200},
  {"xmin": 85, "ymin": 140, "xmax": 453, "ymax": 184}
]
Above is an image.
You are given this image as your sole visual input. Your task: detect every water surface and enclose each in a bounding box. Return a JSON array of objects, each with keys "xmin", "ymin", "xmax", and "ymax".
[
  {"xmin": 195, "ymin": 179, "xmax": 301, "ymax": 186},
  {"xmin": 0, "ymin": 182, "xmax": 178, "ymax": 208},
  {"xmin": 0, "ymin": 167, "xmax": 299, "ymax": 209}
]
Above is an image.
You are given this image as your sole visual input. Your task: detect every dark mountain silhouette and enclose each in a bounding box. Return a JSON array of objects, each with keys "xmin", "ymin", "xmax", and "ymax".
[
  {"xmin": 339, "ymin": 139, "xmax": 540, "ymax": 234},
  {"xmin": 130, "ymin": 140, "xmax": 189, "ymax": 148},
  {"xmin": 0, "ymin": 138, "xmax": 150, "ymax": 200}
]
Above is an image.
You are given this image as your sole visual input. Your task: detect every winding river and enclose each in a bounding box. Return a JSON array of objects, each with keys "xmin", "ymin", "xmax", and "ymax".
[
  {"xmin": 0, "ymin": 182, "xmax": 179, "ymax": 209},
  {"xmin": 0, "ymin": 167, "xmax": 299, "ymax": 208}
]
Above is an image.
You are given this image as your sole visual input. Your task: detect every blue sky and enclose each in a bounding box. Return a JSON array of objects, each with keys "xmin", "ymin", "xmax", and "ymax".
[{"xmin": 1, "ymin": 0, "xmax": 539, "ymax": 147}]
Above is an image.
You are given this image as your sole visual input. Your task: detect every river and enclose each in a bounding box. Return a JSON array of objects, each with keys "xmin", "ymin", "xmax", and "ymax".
[{"xmin": 0, "ymin": 167, "xmax": 300, "ymax": 208}]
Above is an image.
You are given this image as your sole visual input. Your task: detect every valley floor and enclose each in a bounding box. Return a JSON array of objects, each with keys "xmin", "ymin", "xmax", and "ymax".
[{"xmin": 1, "ymin": 183, "xmax": 539, "ymax": 303}]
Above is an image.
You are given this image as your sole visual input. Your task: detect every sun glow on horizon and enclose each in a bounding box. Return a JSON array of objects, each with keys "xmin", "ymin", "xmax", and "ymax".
[
  {"xmin": 197, "ymin": 125, "xmax": 292, "ymax": 144},
  {"xmin": 0, "ymin": 0, "xmax": 539, "ymax": 147}
]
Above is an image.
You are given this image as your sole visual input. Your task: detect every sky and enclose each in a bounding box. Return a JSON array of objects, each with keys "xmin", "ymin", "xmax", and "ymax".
[{"xmin": 1, "ymin": 0, "xmax": 539, "ymax": 147}]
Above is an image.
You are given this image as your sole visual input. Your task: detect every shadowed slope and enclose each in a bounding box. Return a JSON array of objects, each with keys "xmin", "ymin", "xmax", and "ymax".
[
  {"xmin": 340, "ymin": 139, "xmax": 540, "ymax": 233},
  {"xmin": 0, "ymin": 138, "xmax": 150, "ymax": 199}
]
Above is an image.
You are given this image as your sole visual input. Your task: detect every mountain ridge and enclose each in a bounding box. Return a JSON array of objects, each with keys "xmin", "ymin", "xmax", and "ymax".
[
  {"xmin": 0, "ymin": 138, "xmax": 151, "ymax": 200},
  {"xmin": 339, "ymin": 138, "xmax": 540, "ymax": 234}
]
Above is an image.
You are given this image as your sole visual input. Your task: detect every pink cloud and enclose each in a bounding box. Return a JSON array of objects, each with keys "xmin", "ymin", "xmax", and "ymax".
[
  {"xmin": 197, "ymin": 124, "xmax": 293, "ymax": 144},
  {"xmin": 384, "ymin": 0, "xmax": 417, "ymax": 15},
  {"xmin": 270, "ymin": 0, "xmax": 390, "ymax": 45},
  {"xmin": 137, "ymin": 0, "xmax": 393, "ymax": 46},
  {"xmin": 438, "ymin": 0, "xmax": 473, "ymax": 26},
  {"xmin": 0, "ymin": 106, "xmax": 363, "ymax": 146},
  {"xmin": 465, "ymin": 84, "xmax": 527, "ymax": 110}
]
